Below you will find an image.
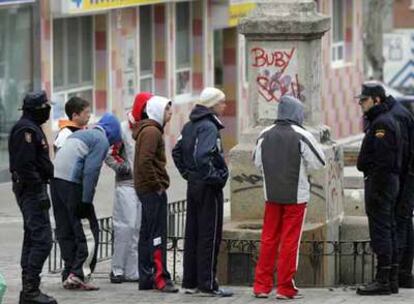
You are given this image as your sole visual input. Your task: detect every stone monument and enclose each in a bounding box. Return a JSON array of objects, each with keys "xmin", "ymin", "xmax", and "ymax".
[{"xmin": 218, "ymin": 0, "xmax": 345, "ymax": 287}]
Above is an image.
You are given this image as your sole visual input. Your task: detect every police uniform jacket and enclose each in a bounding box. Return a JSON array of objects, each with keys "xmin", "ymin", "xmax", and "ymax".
[
  {"xmin": 9, "ymin": 114, "xmax": 53, "ymax": 185},
  {"xmin": 357, "ymin": 100, "xmax": 402, "ymax": 178}
]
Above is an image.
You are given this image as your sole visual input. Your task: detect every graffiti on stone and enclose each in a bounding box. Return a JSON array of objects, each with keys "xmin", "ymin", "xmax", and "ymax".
[
  {"xmin": 232, "ymin": 173, "xmax": 263, "ymax": 193},
  {"xmin": 251, "ymin": 47, "xmax": 304, "ymax": 119}
]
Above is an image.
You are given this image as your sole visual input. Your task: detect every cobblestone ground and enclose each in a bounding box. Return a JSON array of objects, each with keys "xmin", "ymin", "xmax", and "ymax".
[{"xmin": 3, "ymin": 259, "xmax": 414, "ymax": 304}]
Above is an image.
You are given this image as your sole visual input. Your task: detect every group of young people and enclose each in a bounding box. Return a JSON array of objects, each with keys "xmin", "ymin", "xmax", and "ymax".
[
  {"xmin": 9, "ymin": 86, "xmax": 237, "ymax": 303},
  {"xmin": 51, "ymin": 87, "xmax": 235, "ymax": 297}
]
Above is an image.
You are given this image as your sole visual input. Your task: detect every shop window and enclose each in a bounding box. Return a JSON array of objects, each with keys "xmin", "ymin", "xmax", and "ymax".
[
  {"xmin": 0, "ymin": 6, "xmax": 33, "ymax": 170},
  {"xmin": 175, "ymin": 1, "xmax": 192, "ymax": 96},
  {"xmin": 53, "ymin": 17, "xmax": 94, "ymax": 123},
  {"xmin": 140, "ymin": 5, "xmax": 154, "ymax": 92},
  {"xmin": 331, "ymin": 0, "xmax": 353, "ymax": 65}
]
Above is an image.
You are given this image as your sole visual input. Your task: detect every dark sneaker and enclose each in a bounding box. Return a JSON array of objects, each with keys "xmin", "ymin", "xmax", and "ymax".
[
  {"xmin": 356, "ymin": 281, "xmax": 391, "ymax": 296},
  {"xmin": 159, "ymin": 283, "xmax": 179, "ymax": 293},
  {"xmin": 123, "ymin": 277, "xmax": 139, "ymax": 283},
  {"xmin": 199, "ymin": 288, "xmax": 233, "ymax": 297},
  {"xmin": 19, "ymin": 290, "xmax": 57, "ymax": 304},
  {"xmin": 110, "ymin": 272, "xmax": 125, "ymax": 284},
  {"xmin": 399, "ymin": 275, "xmax": 414, "ymax": 288}
]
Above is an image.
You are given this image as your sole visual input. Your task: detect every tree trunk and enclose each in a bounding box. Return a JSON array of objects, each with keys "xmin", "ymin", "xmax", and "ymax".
[{"xmin": 364, "ymin": 0, "xmax": 385, "ymax": 81}]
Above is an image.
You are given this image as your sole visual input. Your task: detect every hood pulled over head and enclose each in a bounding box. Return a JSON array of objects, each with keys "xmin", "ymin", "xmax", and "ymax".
[
  {"xmin": 277, "ymin": 95, "xmax": 304, "ymax": 125},
  {"xmin": 97, "ymin": 113, "xmax": 122, "ymax": 145},
  {"xmin": 146, "ymin": 95, "xmax": 171, "ymax": 127}
]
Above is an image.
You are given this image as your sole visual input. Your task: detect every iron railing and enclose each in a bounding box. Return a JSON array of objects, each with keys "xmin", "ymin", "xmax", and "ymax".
[
  {"xmin": 166, "ymin": 237, "xmax": 375, "ymax": 287},
  {"xmin": 48, "ymin": 217, "xmax": 114, "ymax": 273},
  {"xmin": 48, "ymin": 199, "xmax": 375, "ymax": 287}
]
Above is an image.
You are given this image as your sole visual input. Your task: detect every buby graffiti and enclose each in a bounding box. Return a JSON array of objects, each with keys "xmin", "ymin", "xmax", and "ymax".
[
  {"xmin": 251, "ymin": 47, "xmax": 296, "ymax": 72},
  {"xmin": 251, "ymin": 47, "xmax": 304, "ymax": 103}
]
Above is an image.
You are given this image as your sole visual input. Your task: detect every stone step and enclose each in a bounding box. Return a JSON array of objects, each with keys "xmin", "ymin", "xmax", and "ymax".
[
  {"xmin": 340, "ymin": 216, "xmax": 369, "ymax": 241},
  {"xmin": 344, "ymin": 189, "xmax": 365, "ymax": 217},
  {"xmin": 336, "ymin": 134, "xmax": 363, "ymax": 167},
  {"xmin": 343, "ymin": 166, "xmax": 364, "ymax": 189}
]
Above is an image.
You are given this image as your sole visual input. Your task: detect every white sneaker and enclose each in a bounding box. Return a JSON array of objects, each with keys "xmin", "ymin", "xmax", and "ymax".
[
  {"xmin": 276, "ymin": 293, "xmax": 304, "ymax": 300},
  {"xmin": 254, "ymin": 292, "xmax": 270, "ymax": 298},
  {"xmin": 184, "ymin": 288, "xmax": 199, "ymax": 295}
]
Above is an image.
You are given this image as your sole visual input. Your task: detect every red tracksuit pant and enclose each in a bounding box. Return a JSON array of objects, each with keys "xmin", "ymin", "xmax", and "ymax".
[{"xmin": 253, "ymin": 202, "xmax": 307, "ymax": 297}]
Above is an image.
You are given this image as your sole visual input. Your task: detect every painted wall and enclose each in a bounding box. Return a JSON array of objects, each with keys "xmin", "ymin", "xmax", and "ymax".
[
  {"xmin": 393, "ymin": 0, "xmax": 414, "ymax": 29},
  {"xmin": 319, "ymin": 0, "xmax": 364, "ymax": 138}
]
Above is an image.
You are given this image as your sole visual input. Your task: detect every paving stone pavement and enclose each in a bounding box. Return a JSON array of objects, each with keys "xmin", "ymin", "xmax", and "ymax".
[{"xmin": 2, "ymin": 165, "xmax": 414, "ymax": 303}]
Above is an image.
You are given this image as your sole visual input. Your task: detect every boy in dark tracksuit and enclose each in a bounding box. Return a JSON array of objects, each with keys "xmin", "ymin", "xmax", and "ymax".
[
  {"xmin": 51, "ymin": 113, "xmax": 121, "ymax": 290},
  {"xmin": 133, "ymin": 96, "xmax": 178, "ymax": 293},
  {"xmin": 356, "ymin": 83, "xmax": 402, "ymax": 296},
  {"xmin": 172, "ymin": 87, "xmax": 232, "ymax": 297}
]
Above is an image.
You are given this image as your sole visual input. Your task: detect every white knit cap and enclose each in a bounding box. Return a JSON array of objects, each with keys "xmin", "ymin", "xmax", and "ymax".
[{"xmin": 197, "ymin": 87, "xmax": 226, "ymax": 108}]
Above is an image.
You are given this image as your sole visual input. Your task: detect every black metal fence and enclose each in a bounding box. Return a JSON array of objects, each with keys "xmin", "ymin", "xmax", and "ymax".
[
  {"xmin": 48, "ymin": 217, "xmax": 114, "ymax": 274},
  {"xmin": 48, "ymin": 200, "xmax": 375, "ymax": 287},
  {"xmin": 166, "ymin": 238, "xmax": 375, "ymax": 287}
]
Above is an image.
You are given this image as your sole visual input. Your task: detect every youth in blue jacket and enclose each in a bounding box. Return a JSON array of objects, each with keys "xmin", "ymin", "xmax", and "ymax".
[
  {"xmin": 51, "ymin": 113, "xmax": 121, "ymax": 290},
  {"xmin": 172, "ymin": 104, "xmax": 228, "ymax": 187},
  {"xmin": 173, "ymin": 87, "xmax": 232, "ymax": 297}
]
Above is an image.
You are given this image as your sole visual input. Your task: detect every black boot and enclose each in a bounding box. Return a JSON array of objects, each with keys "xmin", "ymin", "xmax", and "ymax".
[
  {"xmin": 357, "ymin": 267, "xmax": 391, "ymax": 296},
  {"xmin": 19, "ymin": 278, "xmax": 57, "ymax": 304},
  {"xmin": 399, "ymin": 273, "xmax": 414, "ymax": 288},
  {"xmin": 389, "ymin": 264, "xmax": 399, "ymax": 294}
]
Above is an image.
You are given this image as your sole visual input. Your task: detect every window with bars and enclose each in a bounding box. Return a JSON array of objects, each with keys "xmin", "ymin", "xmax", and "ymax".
[{"xmin": 175, "ymin": 1, "xmax": 192, "ymax": 96}]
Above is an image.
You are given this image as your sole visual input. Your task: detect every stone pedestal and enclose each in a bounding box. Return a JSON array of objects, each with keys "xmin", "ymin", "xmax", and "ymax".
[{"xmin": 219, "ymin": 0, "xmax": 346, "ymax": 287}]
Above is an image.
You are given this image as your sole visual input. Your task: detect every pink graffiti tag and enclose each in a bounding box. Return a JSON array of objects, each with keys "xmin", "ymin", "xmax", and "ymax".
[
  {"xmin": 256, "ymin": 70, "xmax": 304, "ymax": 103},
  {"xmin": 251, "ymin": 47, "xmax": 296, "ymax": 73}
]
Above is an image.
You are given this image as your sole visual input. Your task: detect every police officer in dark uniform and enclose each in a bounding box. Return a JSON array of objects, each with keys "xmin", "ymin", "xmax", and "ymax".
[
  {"xmin": 356, "ymin": 83, "xmax": 402, "ymax": 296},
  {"xmin": 9, "ymin": 91, "xmax": 57, "ymax": 304},
  {"xmin": 384, "ymin": 88, "xmax": 414, "ymax": 289}
]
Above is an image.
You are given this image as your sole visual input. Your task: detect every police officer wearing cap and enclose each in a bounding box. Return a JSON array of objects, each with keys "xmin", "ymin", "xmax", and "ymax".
[
  {"xmin": 8, "ymin": 91, "xmax": 57, "ymax": 304},
  {"xmin": 356, "ymin": 83, "xmax": 402, "ymax": 296}
]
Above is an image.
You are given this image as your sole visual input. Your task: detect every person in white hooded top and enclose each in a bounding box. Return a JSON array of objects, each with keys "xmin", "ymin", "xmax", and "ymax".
[
  {"xmin": 133, "ymin": 96, "xmax": 178, "ymax": 293},
  {"xmin": 105, "ymin": 92, "xmax": 153, "ymax": 284}
]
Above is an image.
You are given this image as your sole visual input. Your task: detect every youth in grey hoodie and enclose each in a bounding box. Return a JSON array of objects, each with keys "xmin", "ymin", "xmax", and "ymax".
[{"xmin": 253, "ymin": 96, "xmax": 326, "ymax": 204}]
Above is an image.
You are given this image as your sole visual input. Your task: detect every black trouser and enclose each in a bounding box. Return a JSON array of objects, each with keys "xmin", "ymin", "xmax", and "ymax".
[
  {"xmin": 12, "ymin": 182, "xmax": 52, "ymax": 284},
  {"xmin": 137, "ymin": 191, "xmax": 172, "ymax": 290},
  {"xmin": 50, "ymin": 178, "xmax": 99, "ymax": 280},
  {"xmin": 365, "ymin": 174, "xmax": 399, "ymax": 268},
  {"xmin": 182, "ymin": 180, "xmax": 223, "ymax": 292},
  {"xmin": 396, "ymin": 212, "xmax": 414, "ymax": 278}
]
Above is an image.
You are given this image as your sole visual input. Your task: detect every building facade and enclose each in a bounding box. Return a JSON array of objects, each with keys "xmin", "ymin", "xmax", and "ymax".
[
  {"xmin": 0, "ymin": 0, "xmax": 40, "ymax": 181},
  {"xmin": 0, "ymin": 0, "xmax": 365, "ymax": 179},
  {"xmin": 383, "ymin": 0, "xmax": 414, "ymax": 94}
]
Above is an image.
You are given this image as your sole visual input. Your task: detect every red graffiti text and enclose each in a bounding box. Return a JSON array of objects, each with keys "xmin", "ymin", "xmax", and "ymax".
[
  {"xmin": 251, "ymin": 47, "xmax": 296, "ymax": 72},
  {"xmin": 256, "ymin": 70, "xmax": 304, "ymax": 103}
]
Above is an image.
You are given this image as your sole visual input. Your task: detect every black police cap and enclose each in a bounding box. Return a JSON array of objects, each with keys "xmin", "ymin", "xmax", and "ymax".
[
  {"xmin": 21, "ymin": 90, "xmax": 50, "ymax": 110},
  {"xmin": 354, "ymin": 82, "xmax": 386, "ymax": 100}
]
